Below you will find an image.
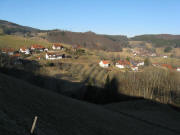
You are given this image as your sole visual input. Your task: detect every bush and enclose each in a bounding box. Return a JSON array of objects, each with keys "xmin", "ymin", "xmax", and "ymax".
[
  {"xmin": 144, "ymin": 57, "xmax": 151, "ymax": 66},
  {"xmin": 164, "ymin": 47, "xmax": 172, "ymax": 53}
]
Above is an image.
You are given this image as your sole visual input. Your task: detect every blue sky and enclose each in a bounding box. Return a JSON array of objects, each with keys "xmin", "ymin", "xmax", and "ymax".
[{"xmin": 0, "ymin": 0, "xmax": 180, "ymax": 37}]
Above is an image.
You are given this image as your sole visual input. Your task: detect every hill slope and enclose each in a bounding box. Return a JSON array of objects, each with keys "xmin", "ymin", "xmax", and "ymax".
[
  {"xmin": 131, "ymin": 34, "xmax": 180, "ymax": 47},
  {"xmin": 0, "ymin": 72, "xmax": 180, "ymax": 135},
  {"xmin": 46, "ymin": 30, "xmax": 129, "ymax": 51},
  {"xmin": 0, "ymin": 20, "xmax": 41, "ymax": 35},
  {"xmin": 0, "ymin": 20, "xmax": 129, "ymax": 51}
]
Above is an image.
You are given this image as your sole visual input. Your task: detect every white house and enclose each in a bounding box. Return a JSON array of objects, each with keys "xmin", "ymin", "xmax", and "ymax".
[
  {"xmin": 131, "ymin": 66, "xmax": 138, "ymax": 71},
  {"xmin": 45, "ymin": 52, "xmax": 64, "ymax": 60},
  {"xmin": 177, "ymin": 67, "xmax": 180, "ymax": 72},
  {"xmin": 99, "ymin": 60, "xmax": 110, "ymax": 68},
  {"xmin": 19, "ymin": 48, "xmax": 30, "ymax": 55},
  {"xmin": 137, "ymin": 61, "xmax": 144, "ymax": 66},
  {"xmin": 115, "ymin": 60, "xmax": 130, "ymax": 69},
  {"xmin": 52, "ymin": 44, "xmax": 64, "ymax": 50},
  {"xmin": 44, "ymin": 48, "xmax": 49, "ymax": 52},
  {"xmin": 163, "ymin": 55, "xmax": 168, "ymax": 58}
]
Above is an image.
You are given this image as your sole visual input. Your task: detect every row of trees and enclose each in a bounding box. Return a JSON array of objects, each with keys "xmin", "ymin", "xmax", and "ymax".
[{"xmin": 83, "ymin": 66, "xmax": 180, "ymax": 105}]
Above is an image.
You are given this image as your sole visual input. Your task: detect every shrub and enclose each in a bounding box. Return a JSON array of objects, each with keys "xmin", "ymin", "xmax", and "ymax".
[{"xmin": 164, "ymin": 47, "xmax": 172, "ymax": 53}]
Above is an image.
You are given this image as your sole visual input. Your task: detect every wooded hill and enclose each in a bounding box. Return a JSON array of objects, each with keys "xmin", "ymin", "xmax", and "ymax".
[
  {"xmin": 0, "ymin": 20, "xmax": 128, "ymax": 51},
  {"xmin": 131, "ymin": 34, "xmax": 180, "ymax": 48}
]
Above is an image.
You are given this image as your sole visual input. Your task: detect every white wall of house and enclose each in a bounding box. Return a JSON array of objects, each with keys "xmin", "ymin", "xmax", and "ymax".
[
  {"xmin": 44, "ymin": 48, "xmax": 48, "ymax": 51},
  {"xmin": 137, "ymin": 62, "xmax": 144, "ymax": 66},
  {"xmin": 52, "ymin": 45, "xmax": 62, "ymax": 50},
  {"xmin": 99, "ymin": 61, "xmax": 109, "ymax": 68},
  {"xmin": 20, "ymin": 48, "xmax": 30, "ymax": 54},
  {"xmin": 46, "ymin": 53, "xmax": 62, "ymax": 60},
  {"xmin": 116, "ymin": 64, "xmax": 124, "ymax": 69}
]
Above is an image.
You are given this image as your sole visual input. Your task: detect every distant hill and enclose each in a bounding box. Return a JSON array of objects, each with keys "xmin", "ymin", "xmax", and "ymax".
[
  {"xmin": 131, "ymin": 34, "xmax": 180, "ymax": 48},
  {"xmin": 0, "ymin": 20, "xmax": 41, "ymax": 35},
  {"xmin": 1, "ymin": 20, "xmax": 180, "ymax": 50},
  {"xmin": 46, "ymin": 30, "xmax": 129, "ymax": 51},
  {"xmin": 0, "ymin": 20, "xmax": 129, "ymax": 51}
]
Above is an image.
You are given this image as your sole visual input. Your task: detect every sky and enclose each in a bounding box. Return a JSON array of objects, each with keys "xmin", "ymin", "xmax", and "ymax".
[{"xmin": 0, "ymin": 0, "xmax": 180, "ymax": 37}]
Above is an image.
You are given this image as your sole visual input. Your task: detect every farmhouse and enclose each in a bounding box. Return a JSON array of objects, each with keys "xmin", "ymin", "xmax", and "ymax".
[
  {"xmin": 116, "ymin": 60, "xmax": 130, "ymax": 69},
  {"xmin": 99, "ymin": 60, "xmax": 110, "ymax": 68},
  {"xmin": 31, "ymin": 44, "xmax": 45, "ymax": 52},
  {"xmin": 19, "ymin": 47, "xmax": 30, "ymax": 54},
  {"xmin": 52, "ymin": 43, "xmax": 64, "ymax": 50},
  {"xmin": 1, "ymin": 48, "xmax": 14, "ymax": 55},
  {"xmin": 46, "ymin": 52, "xmax": 65, "ymax": 60}
]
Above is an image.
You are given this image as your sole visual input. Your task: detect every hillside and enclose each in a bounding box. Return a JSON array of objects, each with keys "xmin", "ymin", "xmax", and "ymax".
[
  {"xmin": 0, "ymin": 20, "xmax": 41, "ymax": 35},
  {"xmin": 131, "ymin": 34, "xmax": 180, "ymax": 48},
  {"xmin": 46, "ymin": 30, "xmax": 129, "ymax": 51},
  {"xmin": 0, "ymin": 72, "xmax": 180, "ymax": 135},
  {"xmin": 0, "ymin": 20, "xmax": 129, "ymax": 51}
]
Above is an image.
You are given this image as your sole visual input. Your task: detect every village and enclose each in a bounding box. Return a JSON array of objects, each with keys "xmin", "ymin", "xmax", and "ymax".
[{"xmin": 0, "ymin": 43, "xmax": 180, "ymax": 73}]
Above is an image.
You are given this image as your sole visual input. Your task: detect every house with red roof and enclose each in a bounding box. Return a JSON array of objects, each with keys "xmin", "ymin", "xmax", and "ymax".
[
  {"xmin": 31, "ymin": 44, "xmax": 45, "ymax": 52},
  {"xmin": 19, "ymin": 47, "xmax": 30, "ymax": 54},
  {"xmin": 115, "ymin": 60, "xmax": 130, "ymax": 69},
  {"xmin": 99, "ymin": 60, "xmax": 110, "ymax": 68},
  {"xmin": 1, "ymin": 48, "xmax": 15, "ymax": 55},
  {"xmin": 52, "ymin": 43, "xmax": 64, "ymax": 50}
]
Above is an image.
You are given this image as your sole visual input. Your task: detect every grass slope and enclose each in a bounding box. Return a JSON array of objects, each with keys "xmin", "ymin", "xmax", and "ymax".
[
  {"xmin": 0, "ymin": 35, "xmax": 50, "ymax": 49},
  {"xmin": 0, "ymin": 73, "xmax": 179, "ymax": 135},
  {"xmin": 105, "ymin": 100, "xmax": 180, "ymax": 134}
]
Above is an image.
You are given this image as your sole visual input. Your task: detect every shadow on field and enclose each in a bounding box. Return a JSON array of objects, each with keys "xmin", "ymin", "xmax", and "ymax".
[{"xmin": 0, "ymin": 54, "xmax": 179, "ymax": 109}]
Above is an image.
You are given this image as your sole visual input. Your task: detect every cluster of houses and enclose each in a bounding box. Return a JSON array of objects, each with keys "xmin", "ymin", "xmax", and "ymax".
[
  {"xmin": 0, "ymin": 43, "xmax": 67, "ymax": 60},
  {"xmin": 99, "ymin": 60, "xmax": 144, "ymax": 71},
  {"xmin": 99, "ymin": 60, "xmax": 180, "ymax": 72},
  {"xmin": 131, "ymin": 48, "xmax": 156, "ymax": 57}
]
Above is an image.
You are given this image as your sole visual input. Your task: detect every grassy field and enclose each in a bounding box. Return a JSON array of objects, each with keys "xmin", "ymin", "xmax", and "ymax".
[{"xmin": 0, "ymin": 35, "xmax": 51, "ymax": 49}]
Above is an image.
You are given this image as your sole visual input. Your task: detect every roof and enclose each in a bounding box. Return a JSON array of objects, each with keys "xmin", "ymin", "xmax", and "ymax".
[
  {"xmin": 101, "ymin": 60, "xmax": 110, "ymax": 64},
  {"xmin": 31, "ymin": 44, "xmax": 45, "ymax": 49},
  {"xmin": 53, "ymin": 43, "xmax": 63, "ymax": 47},
  {"xmin": 117, "ymin": 60, "xmax": 130, "ymax": 65},
  {"xmin": 11, "ymin": 53, "xmax": 20, "ymax": 58},
  {"xmin": 161, "ymin": 64, "xmax": 173, "ymax": 70},
  {"xmin": 1, "ymin": 48, "xmax": 15, "ymax": 52},
  {"xmin": 20, "ymin": 47, "xmax": 28, "ymax": 51},
  {"xmin": 47, "ymin": 52, "xmax": 62, "ymax": 56}
]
